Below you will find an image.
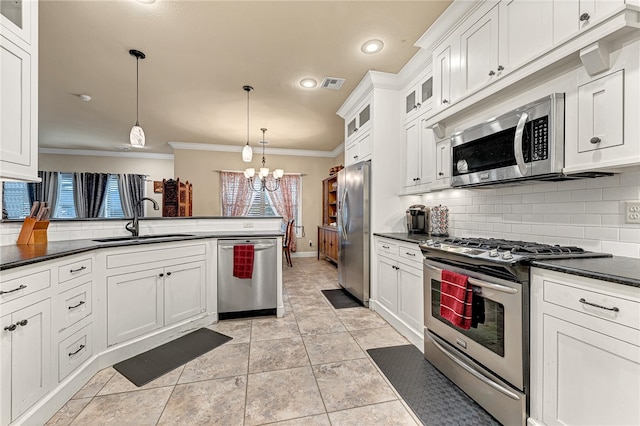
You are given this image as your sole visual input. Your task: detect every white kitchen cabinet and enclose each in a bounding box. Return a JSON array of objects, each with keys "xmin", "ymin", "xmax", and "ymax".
[
  {"xmin": 554, "ymin": 0, "xmax": 625, "ymax": 44},
  {"xmin": 499, "ymin": 0, "xmax": 553, "ymax": 73},
  {"xmin": 107, "ymin": 256, "xmax": 206, "ymax": 345},
  {"xmin": 1, "ymin": 298, "xmax": 51, "ymax": 425},
  {"xmin": 344, "ymin": 100, "xmax": 371, "ymax": 145},
  {"xmin": 164, "ymin": 261, "xmax": 206, "ymax": 326},
  {"xmin": 458, "ymin": 4, "xmax": 501, "ymax": 95},
  {"xmin": 530, "ymin": 268, "xmax": 640, "ymax": 426},
  {"xmin": 345, "ymin": 129, "xmax": 372, "ymax": 166},
  {"xmin": 107, "ymin": 267, "xmax": 164, "ymax": 345},
  {"xmin": 432, "ymin": 137, "xmax": 452, "ymax": 191},
  {"xmin": 403, "ymin": 71, "xmax": 433, "ymax": 122},
  {"xmin": 373, "ymin": 237, "xmax": 424, "ymax": 348},
  {"xmin": 0, "ymin": 0, "xmax": 38, "ymax": 182},
  {"xmin": 57, "ymin": 324, "xmax": 92, "ymax": 382},
  {"xmin": 433, "ymin": 41, "xmax": 455, "ymax": 112},
  {"xmin": 402, "ymin": 116, "xmax": 433, "ymax": 192}
]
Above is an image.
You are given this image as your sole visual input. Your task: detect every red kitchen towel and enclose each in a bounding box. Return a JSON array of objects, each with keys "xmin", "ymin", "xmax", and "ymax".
[
  {"xmin": 233, "ymin": 245, "xmax": 255, "ymax": 279},
  {"xmin": 440, "ymin": 270, "xmax": 473, "ymax": 330}
]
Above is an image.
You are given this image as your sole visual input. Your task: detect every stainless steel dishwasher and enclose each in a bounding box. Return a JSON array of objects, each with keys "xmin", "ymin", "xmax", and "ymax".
[{"xmin": 217, "ymin": 238, "xmax": 277, "ymax": 320}]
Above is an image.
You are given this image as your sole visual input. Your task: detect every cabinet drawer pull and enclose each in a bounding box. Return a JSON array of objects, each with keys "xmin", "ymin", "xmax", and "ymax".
[
  {"xmin": 16, "ymin": 319, "xmax": 28, "ymax": 327},
  {"xmin": 405, "ymin": 252, "xmax": 416, "ymax": 257},
  {"xmin": 382, "ymin": 245, "xmax": 390, "ymax": 249},
  {"xmin": 579, "ymin": 12, "xmax": 590, "ymax": 22},
  {"xmin": 70, "ymin": 266, "xmax": 87, "ymax": 273},
  {"xmin": 0, "ymin": 284, "xmax": 27, "ymax": 295},
  {"xmin": 68, "ymin": 300, "xmax": 85, "ymax": 310},
  {"xmin": 497, "ymin": 65, "xmax": 504, "ymax": 71},
  {"xmin": 579, "ymin": 298, "xmax": 619, "ymax": 312},
  {"xmin": 488, "ymin": 70, "xmax": 496, "ymax": 76},
  {"xmin": 4, "ymin": 324, "xmax": 16, "ymax": 332},
  {"xmin": 69, "ymin": 344, "xmax": 86, "ymax": 357},
  {"xmin": 442, "ymin": 99, "xmax": 449, "ymax": 104},
  {"xmin": 590, "ymin": 137, "xmax": 601, "ymax": 144}
]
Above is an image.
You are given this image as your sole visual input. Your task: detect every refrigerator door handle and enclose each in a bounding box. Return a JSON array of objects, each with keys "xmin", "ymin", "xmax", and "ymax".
[{"xmin": 340, "ymin": 189, "xmax": 348, "ymax": 240}]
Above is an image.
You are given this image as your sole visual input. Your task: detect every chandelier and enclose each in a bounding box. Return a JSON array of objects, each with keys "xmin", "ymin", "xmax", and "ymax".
[{"xmin": 244, "ymin": 128, "xmax": 284, "ymax": 192}]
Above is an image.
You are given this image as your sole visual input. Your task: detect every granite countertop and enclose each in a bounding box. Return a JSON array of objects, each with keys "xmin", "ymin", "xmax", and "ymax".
[
  {"xmin": 374, "ymin": 232, "xmax": 639, "ymax": 289},
  {"xmin": 0, "ymin": 231, "xmax": 283, "ymax": 271},
  {"xmin": 531, "ymin": 257, "xmax": 640, "ymax": 288}
]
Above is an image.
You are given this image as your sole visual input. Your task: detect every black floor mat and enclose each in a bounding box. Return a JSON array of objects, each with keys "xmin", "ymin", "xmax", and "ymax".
[
  {"xmin": 113, "ymin": 328, "xmax": 232, "ymax": 387},
  {"xmin": 321, "ymin": 288, "xmax": 363, "ymax": 309},
  {"xmin": 368, "ymin": 345, "xmax": 500, "ymax": 426}
]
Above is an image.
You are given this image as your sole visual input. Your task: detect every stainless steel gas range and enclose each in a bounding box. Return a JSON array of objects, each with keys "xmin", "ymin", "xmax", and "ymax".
[{"xmin": 420, "ymin": 237, "xmax": 611, "ymax": 426}]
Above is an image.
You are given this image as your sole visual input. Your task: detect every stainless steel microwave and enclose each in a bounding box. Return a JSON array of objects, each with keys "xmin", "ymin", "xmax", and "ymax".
[{"xmin": 451, "ymin": 93, "xmax": 565, "ymax": 188}]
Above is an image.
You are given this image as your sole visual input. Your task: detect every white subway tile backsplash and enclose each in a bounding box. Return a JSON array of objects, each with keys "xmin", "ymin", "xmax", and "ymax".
[
  {"xmin": 503, "ymin": 214, "xmax": 523, "ymax": 223},
  {"xmin": 511, "ymin": 224, "xmax": 532, "ymax": 234},
  {"xmin": 571, "ymin": 188, "xmax": 602, "ymax": 202},
  {"xmin": 478, "ymin": 222, "xmax": 494, "ymax": 231},
  {"xmin": 569, "ymin": 238, "xmax": 602, "ymax": 252},
  {"xmin": 512, "ymin": 204, "xmax": 530, "ymax": 214},
  {"xmin": 588, "ymin": 201, "xmax": 621, "ymax": 214},
  {"xmin": 584, "ymin": 227, "xmax": 619, "ymax": 241},
  {"xmin": 543, "ymin": 236, "xmax": 571, "ymax": 246},
  {"xmin": 533, "ymin": 203, "xmax": 557, "ymax": 214},
  {"xmin": 557, "ymin": 179, "xmax": 587, "ymax": 191},
  {"xmin": 544, "ymin": 214, "xmax": 571, "ymax": 224},
  {"xmin": 570, "ymin": 214, "xmax": 601, "ymax": 226},
  {"xmin": 503, "ymin": 195, "xmax": 523, "ymax": 204},
  {"xmin": 479, "ymin": 205, "xmax": 495, "ymax": 214},
  {"xmin": 530, "ymin": 224, "xmax": 556, "ymax": 236},
  {"xmin": 586, "ymin": 174, "xmax": 620, "ymax": 188},
  {"xmin": 601, "ymin": 241, "xmax": 640, "ymax": 258},
  {"xmin": 555, "ymin": 225, "xmax": 584, "ymax": 238},
  {"xmin": 601, "ymin": 214, "xmax": 625, "ymax": 226},
  {"xmin": 554, "ymin": 202, "xmax": 586, "ymax": 214},
  {"xmin": 619, "ymin": 171, "xmax": 640, "ymax": 186},
  {"xmin": 619, "ymin": 228, "xmax": 640, "ymax": 243},
  {"xmin": 544, "ymin": 191, "xmax": 567, "ymax": 203},
  {"xmin": 495, "ymin": 205, "xmax": 512, "ymax": 214},
  {"xmin": 522, "ymin": 193, "xmax": 546, "ymax": 204},
  {"xmin": 473, "ymin": 197, "xmax": 488, "ymax": 205},
  {"xmin": 602, "ymin": 185, "xmax": 640, "ymax": 200},
  {"xmin": 466, "ymin": 205, "xmax": 480, "ymax": 214},
  {"xmin": 493, "ymin": 223, "xmax": 512, "ymax": 233},
  {"xmin": 521, "ymin": 214, "xmax": 538, "ymax": 223}
]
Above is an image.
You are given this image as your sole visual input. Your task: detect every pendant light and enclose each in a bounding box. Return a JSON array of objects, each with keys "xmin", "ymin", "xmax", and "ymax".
[
  {"xmin": 242, "ymin": 85, "xmax": 254, "ymax": 162},
  {"xmin": 129, "ymin": 49, "xmax": 146, "ymax": 148}
]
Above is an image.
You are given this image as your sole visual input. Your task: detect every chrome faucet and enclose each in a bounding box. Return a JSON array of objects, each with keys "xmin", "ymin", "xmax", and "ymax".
[{"xmin": 125, "ymin": 197, "xmax": 159, "ymax": 237}]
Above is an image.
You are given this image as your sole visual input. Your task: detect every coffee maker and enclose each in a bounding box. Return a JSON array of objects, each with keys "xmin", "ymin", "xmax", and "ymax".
[{"xmin": 406, "ymin": 204, "xmax": 429, "ymax": 234}]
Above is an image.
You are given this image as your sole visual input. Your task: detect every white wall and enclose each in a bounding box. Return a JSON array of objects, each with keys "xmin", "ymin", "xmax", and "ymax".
[{"xmin": 415, "ymin": 170, "xmax": 640, "ymax": 258}]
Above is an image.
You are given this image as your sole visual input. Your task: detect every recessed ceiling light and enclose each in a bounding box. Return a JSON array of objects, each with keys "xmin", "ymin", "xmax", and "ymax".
[
  {"xmin": 136, "ymin": 0, "xmax": 156, "ymax": 4},
  {"xmin": 79, "ymin": 94, "xmax": 92, "ymax": 102},
  {"xmin": 361, "ymin": 39, "xmax": 384, "ymax": 54},
  {"xmin": 300, "ymin": 78, "xmax": 317, "ymax": 88}
]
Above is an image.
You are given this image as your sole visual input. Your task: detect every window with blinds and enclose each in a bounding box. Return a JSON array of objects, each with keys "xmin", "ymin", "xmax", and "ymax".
[{"xmin": 2, "ymin": 173, "xmax": 127, "ymax": 219}]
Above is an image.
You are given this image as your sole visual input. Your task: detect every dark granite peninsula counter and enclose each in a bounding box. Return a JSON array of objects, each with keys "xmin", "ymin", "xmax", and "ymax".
[
  {"xmin": 532, "ymin": 257, "xmax": 640, "ymax": 288},
  {"xmin": 374, "ymin": 232, "xmax": 430, "ymax": 244}
]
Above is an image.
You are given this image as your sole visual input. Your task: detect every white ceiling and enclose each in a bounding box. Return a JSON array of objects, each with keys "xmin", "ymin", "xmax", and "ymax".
[{"xmin": 39, "ymin": 1, "xmax": 451, "ymax": 155}]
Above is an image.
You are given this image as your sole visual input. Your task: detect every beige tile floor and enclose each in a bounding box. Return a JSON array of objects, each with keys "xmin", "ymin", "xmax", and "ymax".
[{"xmin": 46, "ymin": 258, "xmax": 421, "ymax": 426}]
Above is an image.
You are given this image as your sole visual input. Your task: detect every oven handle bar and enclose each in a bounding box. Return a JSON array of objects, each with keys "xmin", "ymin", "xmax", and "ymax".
[
  {"xmin": 425, "ymin": 331, "xmax": 521, "ymax": 401},
  {"xmin": 424, "ymin": 263, "xmax": 518, "ymax": 294}
]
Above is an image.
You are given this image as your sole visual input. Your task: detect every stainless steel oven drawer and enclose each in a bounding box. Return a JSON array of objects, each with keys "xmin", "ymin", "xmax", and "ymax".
[{"xmin": 424, "ymin": 329, "xmax": 526, "ymax": 426}]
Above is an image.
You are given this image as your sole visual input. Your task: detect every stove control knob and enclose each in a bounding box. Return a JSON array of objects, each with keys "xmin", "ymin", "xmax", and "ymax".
[
  {"xmin": 502, "ymin": 251, "xmax": 514, "ymax": 260},
  {"xmin": 426, "ymin": 239, "xmax": 434, "ymax": 246},
  {"xmin": 489, "ymin": 249, "xmax": 499, "ymax": 257}
]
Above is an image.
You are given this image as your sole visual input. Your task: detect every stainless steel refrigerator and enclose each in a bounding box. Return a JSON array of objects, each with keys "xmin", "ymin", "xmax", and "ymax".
[{"xmin": 337, "ymin": 160, "xmax": 370, "ymax": 306}]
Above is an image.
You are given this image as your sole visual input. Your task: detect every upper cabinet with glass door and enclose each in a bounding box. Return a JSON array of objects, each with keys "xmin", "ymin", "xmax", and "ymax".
[
  {"xmin": 1, "ymin": 0, "xmax": 35, "ymax": 46},
  {"xmin": 344, "ymin": 100, "xmax": 371, "ymax": 145},
  {"xmin": 403, "ymin": 70, "xmax": 433, "ymax": 122},
  {"xmin": 1, "ymin": 0, "xmax": 38, "ymax": 182}
]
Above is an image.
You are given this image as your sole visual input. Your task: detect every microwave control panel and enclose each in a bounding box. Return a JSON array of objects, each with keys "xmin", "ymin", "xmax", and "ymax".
[{"xmin": 532, "ymin": 116, "xmax": 549, "ymax": 161}]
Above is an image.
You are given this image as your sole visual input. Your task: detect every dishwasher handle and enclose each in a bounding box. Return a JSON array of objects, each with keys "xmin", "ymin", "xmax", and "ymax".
[{"xmin": 219, "ymin": 243, "xmax": 276, "ymax": 251}]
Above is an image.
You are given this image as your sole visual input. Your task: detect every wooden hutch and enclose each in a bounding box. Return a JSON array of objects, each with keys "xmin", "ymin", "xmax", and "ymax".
[
  {"xmin": 318, "ymin": 171, "xmax": 340, "ymax": 263},
  {"xmin": 162, "ymin": 178, "xmax": 192, "ymax": 217}
]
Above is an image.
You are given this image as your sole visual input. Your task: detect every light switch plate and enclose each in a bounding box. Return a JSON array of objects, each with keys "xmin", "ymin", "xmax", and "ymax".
[{"xmin": 625, "ymin": 201, "xmax": 640, "ymax": 224}]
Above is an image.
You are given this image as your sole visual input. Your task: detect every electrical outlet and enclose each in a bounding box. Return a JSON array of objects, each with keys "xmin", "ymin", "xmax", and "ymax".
[{"xmin": 625, "ymin": 201, "xmax": 640, "ymax": 224}]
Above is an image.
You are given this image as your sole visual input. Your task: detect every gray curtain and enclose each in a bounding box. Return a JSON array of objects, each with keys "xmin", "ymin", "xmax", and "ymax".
[
  {"xmin": 117, "ymin": 174, "xmax": 145, "ymax": 217},
  {"xmin": 73, "ymin": 172, "xmax": 109, "ymax": 218},
  {"xmin": 27, "ymin": 171, "xmax": 59, "ymax": 213}
]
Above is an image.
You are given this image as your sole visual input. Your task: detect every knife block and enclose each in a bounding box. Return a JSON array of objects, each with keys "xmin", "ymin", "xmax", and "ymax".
[{"xmin": 16, "ymin": 217, "xmax": 49, "ymax": 245}]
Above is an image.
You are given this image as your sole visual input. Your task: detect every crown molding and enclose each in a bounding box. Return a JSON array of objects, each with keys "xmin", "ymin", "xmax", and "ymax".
[
  {"xmin": 168, "ymin": 142, "xmax": 343, "ymax": 159},
  {"xmin": 39, "ymin": 148, "xmax": 174, "ymax": 160}
]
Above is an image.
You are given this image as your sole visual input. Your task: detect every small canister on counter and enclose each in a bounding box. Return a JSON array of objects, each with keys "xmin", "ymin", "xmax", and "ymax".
[{"xmin": 430, "ymin": 205, "xmax": 449, "ymax": 237}]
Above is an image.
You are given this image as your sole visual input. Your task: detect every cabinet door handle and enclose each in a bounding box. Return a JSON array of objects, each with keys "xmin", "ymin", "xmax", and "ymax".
[
  {"xmin": 4, "ymin": 324, "xmax": 16, "ymax": 332},
  {"xmin": 354, "ymin": 128, "xmax": 359, "ymax": 133},
  {"xmin": 488, "ymin": 70, "xmax": 496, "ymax": 76},
  {"xmin": 16, "ymin": 319, "xmax": 28, "ymax": 327},
  {"xmin": 590, "ymin": 137, "xmax": 601, "ymax": 144},
  {"xmin": 353, "ymin": 155, "xmax": 359, "ymax": 160},
  {"xmin": 579, "ymin": 298, "xmax": 619, "ymax": 312},
  {"xmin": 70, "ymin": 266, "xmax": 87, "ymax": 273},
  {"xmin": 497, "ymin": 65, "xmax": 504, "ymax": 72},
  {"xmin": 438, "ymin": 172, "xmax": 444, "ymax": 176},
  {"xmin": 0, "ymin": 284, "xmax": 27, "ymax": 295},
  {"xmin": 413, "ymin": 104, "xmax": 418, "ymax": 110},
  {"xmin": 442, "ymin": 99, "xmax": 449, "ymax": 104},
  {"xmin": 159, "ymin": 273, "xmax": 164, "ymax": 277},
  {"xmin": 69, "ymin": 344, "xmax": 86, "ymax": 357},
  {"xmin": 68, "ymin": 300, "xmax": 85, "ymax": 310},
  {"xmin": 579, "ymin": 12, "xmax": 590, "ymax": 22},
  {"xmin": 416, "ymin": 102, "xmax": 421, "ymax": 108},
  {"xmin": 166, "ymin": 272, "xmax": 172, "ymax": 276}
]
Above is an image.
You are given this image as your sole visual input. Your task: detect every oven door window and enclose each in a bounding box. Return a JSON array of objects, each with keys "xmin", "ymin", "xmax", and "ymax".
[{"xmin": 431, "ymin": 278, "xmax": 505, "ymax": 357}]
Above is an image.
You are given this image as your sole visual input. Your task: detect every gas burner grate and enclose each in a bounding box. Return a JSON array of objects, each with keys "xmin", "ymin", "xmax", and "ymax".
[{"xmin": 442, "ymin": 237, "xmax": 587, "ymax": 256}]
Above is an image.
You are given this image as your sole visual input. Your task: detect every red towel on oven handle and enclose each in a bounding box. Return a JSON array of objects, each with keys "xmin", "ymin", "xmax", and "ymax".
[
  {"xmin": 233, "ymin": 244, "xmax": 254, "ymax": 279},
  {"xmin": 440, "ymin": 270, "xmax": 473, "ymax": 330}
]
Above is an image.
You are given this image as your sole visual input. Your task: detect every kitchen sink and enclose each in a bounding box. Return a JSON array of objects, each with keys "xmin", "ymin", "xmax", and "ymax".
[{"xmin": 92, "ymin": 234, "xmax": 194, "ymax": 242}]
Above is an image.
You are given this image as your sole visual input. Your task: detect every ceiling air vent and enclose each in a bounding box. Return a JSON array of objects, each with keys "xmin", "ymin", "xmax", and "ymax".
[{"xmin": 321, "ymin": 77, "xmax": 345, "ymax": 90}]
